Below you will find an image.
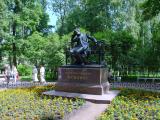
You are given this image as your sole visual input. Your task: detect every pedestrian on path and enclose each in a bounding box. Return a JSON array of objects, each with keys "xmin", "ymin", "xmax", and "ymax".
[
  {"xmin": 5, "ymin": 65, "xmax": 11, "ymax": 85},
  {"xmin": 12, "ymin": 65, "xmax": 18, "ymax": 83}
]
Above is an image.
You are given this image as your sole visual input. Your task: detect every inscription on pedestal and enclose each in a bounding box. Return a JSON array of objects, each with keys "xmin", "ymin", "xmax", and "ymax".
[
  {"xmin": 55, "ymin": 67, "xmax": 110, "ymax": 95},
  {"xmin": 58, "ymin": 68, "xmax": 107, "ymax": 84},
  {"xmin": 59, "ymin": 69, "xmax": 93, "ymax": 81}
]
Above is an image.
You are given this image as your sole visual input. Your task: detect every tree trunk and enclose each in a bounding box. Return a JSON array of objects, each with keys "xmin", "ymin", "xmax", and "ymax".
[
  {"xmin": 0, "ymin": 51, "xmax": 2, "ymax": 61},
  {"xmin": 0, "ymin": 51, "xmax": 2, "ymax": 74},
  {"xmin": 9, "ymin": 53, "xmax": 12, "ymax": 69},
  {"xmin": 12, "ymin": 22, "xmax": 17, "ymax": 66},
  {"xmin": 12, "ymin": 42, "xmax": 17, "ymax": 66}
]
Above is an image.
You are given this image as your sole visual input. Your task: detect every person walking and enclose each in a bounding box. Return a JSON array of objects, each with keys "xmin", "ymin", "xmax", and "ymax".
[
  {"xmin": 12, "ymin": 65, "xmax": 18, "ymax": 83},
  {"xmin": 5, "ymin": 65, "xmax": 11, "ymax": 86}
]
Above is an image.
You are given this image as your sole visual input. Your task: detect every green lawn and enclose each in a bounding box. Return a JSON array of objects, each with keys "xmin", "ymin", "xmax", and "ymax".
[
  {"xmin": 0, "ymin": 85, "xmax": 84, "ymax": 120},
  {"xmin": 99, "ymin": 89, "xmax": 160, "ymax": 120},
  {"xmin": 20, "ymin": 76, "xmax": 32, "ymax": 82}
]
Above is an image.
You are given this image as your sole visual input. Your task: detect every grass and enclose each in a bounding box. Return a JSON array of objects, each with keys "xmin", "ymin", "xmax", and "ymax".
[
  {"xmin": 99, "ymin": 88, "xmax": 160, "ymax": 120},
  {"xmin": 20, "ymin": 76, "xmax": 32, "ymax": 81},
  {"xmin": 0, "ymin": 85, "xmax": 85, "ymax": 120}
]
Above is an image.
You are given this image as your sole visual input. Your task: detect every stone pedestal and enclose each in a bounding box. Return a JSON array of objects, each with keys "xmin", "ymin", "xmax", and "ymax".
[{"xmin": 55, "ymin": 65, "xmax": 110, "ymax": 95}]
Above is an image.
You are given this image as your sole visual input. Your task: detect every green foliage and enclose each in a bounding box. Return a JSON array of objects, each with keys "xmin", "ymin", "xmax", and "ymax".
[
  {"xmin": 20, "ymin": 76, "xmax": 32, "ymax": 81},
  {"xmin": 121, "ymin": 76, "xmax": 138, "ymax": 82},
  {"xmin": 142, "ymin": 0, "xmax": 160, "ymax": 20},
  {"xmin": 25, "ymin": 32, "xmax": 46, "ymax": 64},
  {"xmin": 44, "ymin": 33, "xmax": 65, "ymax": 68},
  {"xmin": 24, "ymin": 32, "xmax": 65, "ymax": 68},
  {"xmin": 0, "ymin": 0, "xmax": 160, "ymax": 75},
  {"xmin": 94, "ymin": 30, "xmax": 113, "ymax": 41},
  {"xmin": 51, "ymin": 0, "xmax": 76, "ymax": 35},
  {"xmin": 22, "ymin": 32, "xmax": 65, "ymax": 79},
  {"xmin": 53, "ymin": 0, "xmax": 111, "ymax": 34},
  {"xmin": 51, "ymin": 0, "xmax": 160, "ymax": 72},
  {"xmin": 95, "ymin": 30, "xmax": 135, "ymax": 69},
  {"xmin": 17, "ymin": 64, "xmax": 32, "ymax": 76},
  {"xmin": 0, "ymin": 0, "xmax": 51, "ymax": 66}
]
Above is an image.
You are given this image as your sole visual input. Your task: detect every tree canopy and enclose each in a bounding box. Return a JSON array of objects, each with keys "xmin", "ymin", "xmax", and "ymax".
[{"xmin": 0, "ymin": 0, "xmax": 160, "ymax": 78}]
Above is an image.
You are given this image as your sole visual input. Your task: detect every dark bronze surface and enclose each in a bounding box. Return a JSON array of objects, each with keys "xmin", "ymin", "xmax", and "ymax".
[{"xmin": 56, "ymin": 66, "xmax": 110, "ymax": 95}]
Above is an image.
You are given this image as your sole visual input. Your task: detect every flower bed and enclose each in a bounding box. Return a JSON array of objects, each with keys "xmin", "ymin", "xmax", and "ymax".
[
  {"xmin": 0, "ymin": 85, "xmax": 84, "ymax": 120},
  {"xmin": 100, "ymin": 89, "xmax": 160, "ymax": 120}
]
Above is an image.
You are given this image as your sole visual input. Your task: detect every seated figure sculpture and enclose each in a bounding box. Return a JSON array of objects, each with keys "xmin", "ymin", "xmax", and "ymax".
[{"xmin": 70, "ymin": 28, "xmax": 97, "ymax": 65}]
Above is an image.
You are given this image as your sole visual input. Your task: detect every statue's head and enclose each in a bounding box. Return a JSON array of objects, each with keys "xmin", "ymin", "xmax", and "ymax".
[{"xmin": 73, "ymin": 28, "xmax": 80, "ymax": 35}]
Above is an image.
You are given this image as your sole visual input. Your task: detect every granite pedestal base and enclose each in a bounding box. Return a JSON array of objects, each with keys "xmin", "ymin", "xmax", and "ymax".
[
  {"xmin": 43, "ymin": 90, "xmax": 120, "ymax": 104},
  {"xmin": 55, "ymin": 66, "xmax": 110, "ymax": 95}
]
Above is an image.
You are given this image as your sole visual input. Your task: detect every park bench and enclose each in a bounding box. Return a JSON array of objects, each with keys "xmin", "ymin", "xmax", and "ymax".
[
  {"xmin": 137, "ymin": 77, "xmax": 160, "ymax": 83},
  {"xmin": 65, "ymin": 41, "xmax": 106, "ymax": 65}
]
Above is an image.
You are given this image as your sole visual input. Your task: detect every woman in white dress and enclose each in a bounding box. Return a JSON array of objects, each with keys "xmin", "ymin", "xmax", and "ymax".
[
  {"xmin": 5, "ymin": 65, "xmax": 11, "ymax": 85},
  {"xmin": 12, "ymin": 65, "xmax": 18, "ymax": 83}
]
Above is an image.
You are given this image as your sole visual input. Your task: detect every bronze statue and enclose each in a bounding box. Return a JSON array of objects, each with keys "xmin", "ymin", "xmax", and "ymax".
[{"xmin": 70, "ymin": 28, "xmax": 97, "ymax": 65}]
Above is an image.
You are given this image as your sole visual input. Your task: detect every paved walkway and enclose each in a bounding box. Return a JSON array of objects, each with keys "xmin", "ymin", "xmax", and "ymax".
[
  {"xmin": 65, "ymin": 101, "xmax": 109, "ymax": 120},
  {"xmin": 0, "ymin": 81, "xmax": 159, "ymax": 92},
  {"xmin": 0, "ymin": 81, "xmax": 55, "ymax": 89}
]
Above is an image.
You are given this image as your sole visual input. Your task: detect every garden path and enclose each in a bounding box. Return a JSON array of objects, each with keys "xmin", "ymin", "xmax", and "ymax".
[{"xmin": 66, "ymin": 101, "xmax": 109, "ymax": 120}]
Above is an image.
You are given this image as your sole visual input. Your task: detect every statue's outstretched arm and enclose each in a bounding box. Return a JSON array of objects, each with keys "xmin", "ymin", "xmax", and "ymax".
[{"xmin": 86, "ymin": 34, "xmax": 97, "ymax": 43}]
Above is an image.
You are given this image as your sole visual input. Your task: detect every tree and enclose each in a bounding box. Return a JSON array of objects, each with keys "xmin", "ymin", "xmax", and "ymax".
[
  {"xmin": 95, "ymin": 30, "xmax": 135, "ymax": 69},
  {"xmin": 24, "ymin": 32, "xmax": 65, "ymax": 79},
  {"xmin": 56, "ymin": 0, "xmax": 112, "ymax": 34},
  {"xmin": 51, "ymin": 0, "xmax": 76, "ymax": 35},
  {"xmin": 36, "ymin": 0, "xmax": 53, "ymax": 35},
  {"xmin": 24, "ymin": 32, "xmax": 46, "ymax": 65},
  {"xmin": 4, "ymin": 0, "xmax": 46, "ymax": 66},
  {"xmin": 142, "ymin": 0, "xmax": 160, "ymax": 21},
  {"xmin": 80, "ymin": 0, "xmax": 111, "ymax": 33},
  {"xmin": 0, "ymin": 0, "xmax": 12, "ymax": 68}
]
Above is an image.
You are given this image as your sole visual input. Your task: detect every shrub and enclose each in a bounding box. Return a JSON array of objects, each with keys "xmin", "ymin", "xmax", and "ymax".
[
  {"xmin": 122, "ymin": 76, "xmax": 137, "ymax": 82},
  {"xmin": 17, "ymin": 64, "xmax": 32, "ymax": 76}
]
